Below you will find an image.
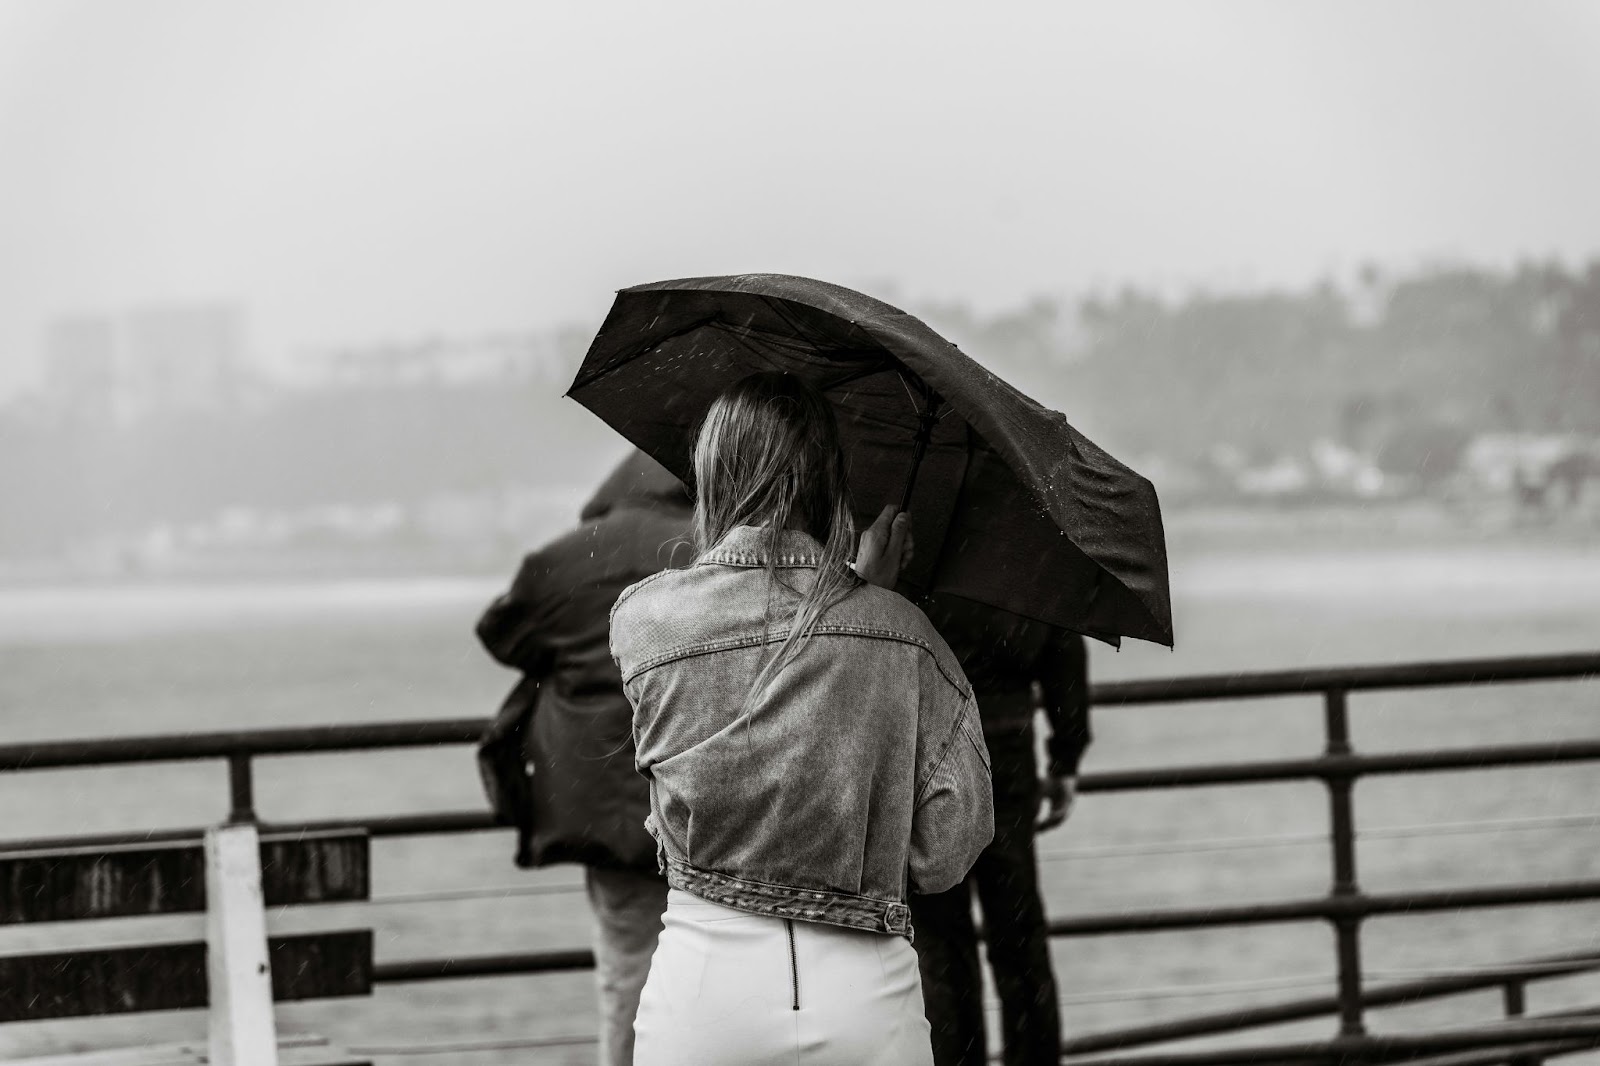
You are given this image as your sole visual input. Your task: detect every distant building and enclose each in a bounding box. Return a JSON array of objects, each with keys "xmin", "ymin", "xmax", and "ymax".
[
  {"xmin": 312, "ymin": 331, "xmax": 575, "ymax": 388},
  {"xmin": 41, "ymin": 303, "xmax": 245, "ymax": 424},
  {"xmin": 42, "ymin": 316, "xmax": 118, "ymax": 420},
  {"xmin": 1460, "ymin": 433, "xmax": 1581, "ymax": 493},
  {"xmin": 121, "ymin": 304, "xmax": 243, "ymax": 417}
]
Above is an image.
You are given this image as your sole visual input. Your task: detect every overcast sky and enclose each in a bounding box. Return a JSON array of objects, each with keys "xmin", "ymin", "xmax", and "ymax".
[{"xmin": 2, "ymin": 0, "xmax": 1598, "ymax": 395}]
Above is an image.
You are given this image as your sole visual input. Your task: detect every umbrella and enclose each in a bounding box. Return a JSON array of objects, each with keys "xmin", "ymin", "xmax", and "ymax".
[{"xmin": 566, "ymin": 274, "xmax": 1172, "ymax": 647}]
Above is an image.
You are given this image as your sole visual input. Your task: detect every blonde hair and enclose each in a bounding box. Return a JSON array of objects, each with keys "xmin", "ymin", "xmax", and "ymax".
[{"xmin": 692, "ymin": 372, "xmax": 858, "ymax": 711}]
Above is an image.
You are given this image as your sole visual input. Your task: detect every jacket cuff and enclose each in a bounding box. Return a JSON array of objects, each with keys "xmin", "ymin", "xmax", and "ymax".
[{"xmin": 1047, "ymin": 742, "xmax": 1087, "ymax": 778}]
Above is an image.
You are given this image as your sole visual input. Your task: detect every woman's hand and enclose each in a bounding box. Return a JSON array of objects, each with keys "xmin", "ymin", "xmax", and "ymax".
[{"xmin": 854, "ymin": 505, "xmax": 914, "ymax": 589}]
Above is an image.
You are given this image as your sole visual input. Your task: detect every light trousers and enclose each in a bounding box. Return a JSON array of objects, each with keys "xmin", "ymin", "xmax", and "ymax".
[
  {"xmin": 634, "ymin": 888, "xmax": 934, "ymax": 1066},
  {"xmin": 586, "ymin": 865, "xmax": 670, "ymax": 1066}
]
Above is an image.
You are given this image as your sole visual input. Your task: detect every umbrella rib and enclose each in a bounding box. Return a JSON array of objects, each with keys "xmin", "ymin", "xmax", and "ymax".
[
  {"xmin": 714, "ymin": 319, "xmax": 831, "ymax": 360},
  {"xmin": 567, "ymin": 314, "xmax": 721, "ymax": 392},
  {"xmin": 759, "ymin": 294, "xmax": 841, "ymax": 350},
  {"xmin": 817, "ymin": 363, "xmax": 897, "ymax": 394},
  {"xmin": 712, "ymin": 319, "xmax": 886, "ymax": 370},
  {"xmin": 894, "ymin": 369, "xmax": 920, "ymax": 411},
  {"xmin": 704, "ymin": 319, "xmax": 792, "ymax": 374}
]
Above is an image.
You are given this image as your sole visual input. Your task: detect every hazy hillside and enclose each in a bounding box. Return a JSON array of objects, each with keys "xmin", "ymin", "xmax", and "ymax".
[
  {"xmin": 927, "ymin": 260, "xmax": 1600, "ymax": 470},
  {"xmin": 0, "ymin": 380, "xmax": 623, "ymax": 559},
  {"xmin": 3, "ymin": 259, "xmax": 1597, "ymax": 568}
]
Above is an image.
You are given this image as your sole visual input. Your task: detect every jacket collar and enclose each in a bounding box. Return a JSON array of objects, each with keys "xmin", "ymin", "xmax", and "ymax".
[{"xmin": 701, "ymin": 525, "xmax": 824, "ymax": 568}]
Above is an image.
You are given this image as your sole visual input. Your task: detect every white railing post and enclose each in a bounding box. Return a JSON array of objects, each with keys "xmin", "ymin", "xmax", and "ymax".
[{"xmin": 205, "ymin": 822, "xmax": 279, "ymax": 1066}]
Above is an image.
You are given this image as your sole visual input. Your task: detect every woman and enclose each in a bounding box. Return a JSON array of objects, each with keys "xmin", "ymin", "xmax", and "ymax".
[{"xmin": 610, "ymin": 371, "xmax": 995, "ymax": 1065}]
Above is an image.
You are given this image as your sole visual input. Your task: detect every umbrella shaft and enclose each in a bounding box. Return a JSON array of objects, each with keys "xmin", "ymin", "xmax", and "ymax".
[{"xmin": 899, "ymin": 397, "xmax": 942, "ymax": 513}]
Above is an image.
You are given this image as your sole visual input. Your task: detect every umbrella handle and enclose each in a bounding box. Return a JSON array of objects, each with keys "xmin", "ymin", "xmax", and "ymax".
[{"xmin": 899, "ymin": 394, "xmax": 943, "ymax": 513}]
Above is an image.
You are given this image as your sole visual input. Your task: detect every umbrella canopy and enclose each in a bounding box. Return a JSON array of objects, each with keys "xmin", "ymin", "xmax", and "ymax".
[{"xmin": 566, "ymin": 274, "xmax": 1172, "ymax": 647}]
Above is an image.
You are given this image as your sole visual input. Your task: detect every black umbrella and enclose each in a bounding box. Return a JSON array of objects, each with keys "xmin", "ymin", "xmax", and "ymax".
[{"xmin": 566, "ymin": 274, "xmax": 1172, "ymax": 647}]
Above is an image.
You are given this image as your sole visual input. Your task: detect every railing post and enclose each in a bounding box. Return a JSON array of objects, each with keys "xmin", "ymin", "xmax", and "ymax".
[
  {"xmin": 1324, "ymin": 688, "xmax": 1367, "ymax": 1039},
  {"xmin": 1503, "ymin": 979, "xmax": 1541, "ymax": 1066},
  {"xmin": 228, "ymin": 753, "xmax": 256, "ymax": 825}
]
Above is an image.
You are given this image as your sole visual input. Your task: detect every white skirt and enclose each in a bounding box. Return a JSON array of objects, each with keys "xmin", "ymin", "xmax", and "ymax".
[{"xmin": 634, "ymin": 889, "xmax": 934, "ymax": 1066}]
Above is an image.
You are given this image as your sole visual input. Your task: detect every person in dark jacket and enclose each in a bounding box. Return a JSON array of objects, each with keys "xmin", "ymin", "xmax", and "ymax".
[
  {"xmin": 476, "ymin": 449, "xmax": 693, "ymax": 1066},
  {"xmin": 909, "ymin": 594, "xmax": 1091, "ymax": 1066}
]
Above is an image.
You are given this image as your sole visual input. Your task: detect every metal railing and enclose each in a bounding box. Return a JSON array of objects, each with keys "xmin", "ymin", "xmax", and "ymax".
[
  {"xmin": 3, "ymin": 649, "xmax": 1599, "ymax": 1063},
  {"xmin": 1064, "ymin": 650, "xmax": 1600, "ymax": 1062}
]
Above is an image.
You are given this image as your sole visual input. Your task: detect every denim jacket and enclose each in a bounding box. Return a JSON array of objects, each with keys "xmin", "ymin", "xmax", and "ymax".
[{"xmin": 609, "ymin": 525, "xmax": 994, "ymax": 938}]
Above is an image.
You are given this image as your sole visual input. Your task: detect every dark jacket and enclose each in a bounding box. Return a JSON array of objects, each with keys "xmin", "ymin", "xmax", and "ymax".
[
  {"xmin": 476, "ymin": 451, "xmax": 693, "ymax": 871},
  {"xmin": 919, "ymin": 594, "xmax": 1092, "ymax": 777}
]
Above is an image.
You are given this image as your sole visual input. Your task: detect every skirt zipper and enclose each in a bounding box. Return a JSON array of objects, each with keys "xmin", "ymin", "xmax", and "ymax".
[{"xmin": 785, "ymin": 918, "xmax": 799, "ymax": 1010}]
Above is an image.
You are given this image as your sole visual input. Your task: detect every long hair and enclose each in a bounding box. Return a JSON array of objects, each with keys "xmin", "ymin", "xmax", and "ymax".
[{"xmin": 692, "ymin": 372, "xmax": 858, "ymax": 711}]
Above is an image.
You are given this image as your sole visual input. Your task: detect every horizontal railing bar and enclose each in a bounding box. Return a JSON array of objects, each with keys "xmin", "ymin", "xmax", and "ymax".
[
  {"xmin": 0, "ymin": 844, "xmax": 1584, "ymax": 936},
  {"xmin": 369, "ymin": 940, "xmax": 1600, "ymax": 1000},
  {"xmin": 0, "ymin": 811, "xmax": 502, "ymax": 855},
  {"xmin": 1048, "ymin": 878, "xmax": 1600, "ymax": 935},
  {"xmin": 1392, "ymin": 1006, "xmax": 1600, "ymax": 1066},
  {"xmin": 1058, "ymin": 1019, "xmax": 1600, "ymax": 1066},
  {"xmin": 335, "ymin": 1021, "xmax": 1582, "ymax": 1066},
  {"xmin": 1391, "ymin": 1034, "xmax": 1600, "ymax": 1066},
  {"xmin": 1083, "ymin": 758, "xmax": 1331, "ymax": 790},
  {"xmin": 1348, "ymin": 742, "xmax": 1600, "ymax": 777},
  {"xmin": 374, "ymin": 949, "xmax": 595, "ymax": 982},
  {"xmin": 5, "ymin": 796, "xmax": 1592, "ymax": 862},
  {"xmin": 1, "ymin": 652, "xmax": 1595, "ymax": 774},
  {"xmin": 1051, "ymin": 897, "xmax": 1331, "ymax": 933},
  {"xmin": 281, "ymin": 811, "xmax": 500, "ymax": 838},
  {"xmin": 1081, "ymin": 740, "xmax": 1600, "ymax": 792},
  {"xmin": 1361, "ymin": 880, "xmax": 1600, "ymax": 915},
  {"xmin": 0, "ymin": 816, "xmax": 628, "ymax": 858},
  {"xmin": 1088, "ymin": 651, "xmax": 1600, "ymax": 706},
  {"xmin": 0, "ymin": 826, "xmax": 207, "ymax": 852},
  {"xmin": 0, "ymin": 719, "xmax": 487, "ymax": 771},
  {"xmin": 17, "ymin": 804, "xmax": 1592, "ymax": 867},
  {"xmin": 6, "ymin": 727, "xmax": 1598, "ymax": 798},
  {"xmin": 1041, "ymin": 811, "xmax": 1600, "ymax": 862},
  {"xmin": 1060, "ymin": 952, "xmax": 1600, "ymax": 1054}
]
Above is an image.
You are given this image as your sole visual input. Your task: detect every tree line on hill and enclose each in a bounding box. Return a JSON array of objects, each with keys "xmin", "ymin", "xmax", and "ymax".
[{"xmin": 925, "ymin": 258, "xmax": 1600, "ymax": 486}]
